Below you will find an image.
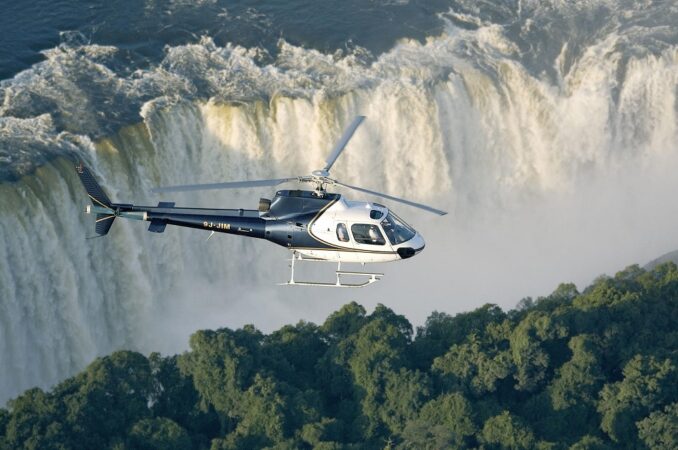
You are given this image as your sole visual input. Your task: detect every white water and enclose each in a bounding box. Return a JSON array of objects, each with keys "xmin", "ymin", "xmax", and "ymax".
[{"xmin": 1, "ymin": 13, "xmax": 678, "ymax": 405}]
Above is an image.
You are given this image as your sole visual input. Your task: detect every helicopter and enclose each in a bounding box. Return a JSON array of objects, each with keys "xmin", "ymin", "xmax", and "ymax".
[{"xmin": 77, "ymin": 116, "xmax": 446, "ymax": 287}]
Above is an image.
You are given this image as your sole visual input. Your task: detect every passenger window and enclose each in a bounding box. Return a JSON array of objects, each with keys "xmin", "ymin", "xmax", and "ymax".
[
  {"xmin": 336, "ymin": 223, "xmax": 349, "ymax": 242},
  {"xmin": 351, "ymin": 224, "xmax": 385, "ymax": 245}
]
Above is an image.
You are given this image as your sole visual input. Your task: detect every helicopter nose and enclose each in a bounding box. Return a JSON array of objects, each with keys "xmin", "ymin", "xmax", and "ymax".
[{"xmin": 396, "ymin": 232, "xmax": 425, "ymax": 259}]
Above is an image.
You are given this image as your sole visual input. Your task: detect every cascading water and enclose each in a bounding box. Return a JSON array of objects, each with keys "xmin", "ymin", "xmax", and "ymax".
[{"xmin": 1, "ymin": 1, "xmax": 677, "ymax": 405}]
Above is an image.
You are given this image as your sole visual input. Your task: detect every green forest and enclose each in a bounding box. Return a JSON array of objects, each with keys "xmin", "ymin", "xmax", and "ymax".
[{"xmin": 1, "ymin": 263, "xmax": 677, "ymax": 450}]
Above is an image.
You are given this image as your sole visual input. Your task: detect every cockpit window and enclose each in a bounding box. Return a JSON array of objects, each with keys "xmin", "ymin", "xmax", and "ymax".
[
  {"xmin": 351, "ymin": 224, "xmax": 385, "ymax": 245},
  {"xmin": 336, "ymin": 223, "xmax": 349, "ymax": 242},
  {"xmin": 381, "ymin": 212, "xmax": 416, "ymax": 245},
  {"xmin": 369, "ymin": 210, "xmax": 384, "ymax": 220}
]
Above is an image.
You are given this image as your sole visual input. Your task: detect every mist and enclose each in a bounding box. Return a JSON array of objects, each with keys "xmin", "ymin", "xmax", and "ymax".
[{"xmin": 139, "ymin": 141, "xmax": 678, "ymax": 359}]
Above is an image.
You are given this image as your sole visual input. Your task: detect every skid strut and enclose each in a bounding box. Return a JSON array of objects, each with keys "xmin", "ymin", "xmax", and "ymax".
[{"xmin": 280, "ymin": 252, "xmax": 383, "ymax": 288}]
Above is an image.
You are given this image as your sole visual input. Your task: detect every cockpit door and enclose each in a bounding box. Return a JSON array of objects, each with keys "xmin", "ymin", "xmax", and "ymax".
[{"xmin": 348, "ymin": 222, "xmax": 393, "ymax": 251}]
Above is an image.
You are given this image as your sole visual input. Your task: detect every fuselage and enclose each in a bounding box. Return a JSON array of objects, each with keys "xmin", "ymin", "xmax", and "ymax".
[{"xmin": 97, "ymin": 189, "xmax": 425, "ymax": 263}]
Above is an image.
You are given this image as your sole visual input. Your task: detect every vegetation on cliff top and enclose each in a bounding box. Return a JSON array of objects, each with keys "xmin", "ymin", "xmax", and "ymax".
[{"xmin": 1, "ymin": 263, "xmax": 677, "ymax": 449}]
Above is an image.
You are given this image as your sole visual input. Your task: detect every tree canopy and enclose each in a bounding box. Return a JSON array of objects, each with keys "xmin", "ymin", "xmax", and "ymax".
[{"xmin": 1, "ymin": 262, "xmax": 677, "ymax": 449}]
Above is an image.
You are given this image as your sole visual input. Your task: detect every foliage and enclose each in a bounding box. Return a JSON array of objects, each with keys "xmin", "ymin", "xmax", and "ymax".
[
  {"xmin": 598, "ymin": 355, "xmax": 677, "ymax": 447},
  {"xmin": 637, "ymin": 402, "xmax": 678, "ymax": 450},
  {"xmin": 1, "ymin": 263, "xmax": 677, "ymax": 449},
  {"xmin": 400, "ymin": 392, "xmax": 476, "ymax": 449},
  {"xmin": 480, "ymin": 411, "xmax": 536, "ymax": 449},
  {"xmin": 128, "ymin": 417, "xmax": 191, "ymax": 450}
]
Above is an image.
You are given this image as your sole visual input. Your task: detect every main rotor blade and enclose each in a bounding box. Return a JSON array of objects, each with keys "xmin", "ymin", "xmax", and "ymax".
[
  {"xmin": 334, "ymin": 181, "xmax": 448, "ymax": 216},
  {"xmin": 323, "ymin": 115, "xmax": 366, "ymax": 172},
  {"xmin": 152, "ymin": 178, "xmax": 297, "ymax": 194}
]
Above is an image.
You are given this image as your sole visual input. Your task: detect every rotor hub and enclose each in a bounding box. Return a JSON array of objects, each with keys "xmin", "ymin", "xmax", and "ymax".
[{"xmin": 299, "ymin": 172, "xmax": 337, "ymax": 196}]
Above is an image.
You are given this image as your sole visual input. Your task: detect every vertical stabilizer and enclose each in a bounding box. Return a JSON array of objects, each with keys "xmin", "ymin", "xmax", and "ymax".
[
  {"xmin": 76, "ymin": 162, "xmax": 112, "ymax": 209},
  {"xmin": 76, "ymin": 163, "xmax": 116, "ymax": 236}
]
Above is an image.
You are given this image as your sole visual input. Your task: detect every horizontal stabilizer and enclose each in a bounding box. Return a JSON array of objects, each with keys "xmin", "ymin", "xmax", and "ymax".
[
  {"xmin": 95, "ymin": 214, "xmax": 116, "ymax": 236},
  {"xmin": 148, "ymin": 219, "xmax": 167, "ymax": 233},
  {"xmin": 157, "ymin": 202, "xmax": 175, "ymax": 208}
]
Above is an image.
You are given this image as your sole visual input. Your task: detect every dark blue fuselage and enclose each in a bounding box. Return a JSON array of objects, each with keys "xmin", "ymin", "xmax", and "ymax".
[{"xmin": 120, "ymin": 190, "xmax": 339, "ymax": 250}]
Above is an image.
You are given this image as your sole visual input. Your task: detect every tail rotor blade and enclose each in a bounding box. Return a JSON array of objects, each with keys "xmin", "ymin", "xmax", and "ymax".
[
  {"xmin": 334, "ymin": 180, "xmax": 447, "ymax": 216},
  {"xmin": 323, "ymin": 116, "xmax": 366, "ymax": 173},
  {"xmin": 152, "ymin": 178, "xmax": 297, "ymax": 194}
]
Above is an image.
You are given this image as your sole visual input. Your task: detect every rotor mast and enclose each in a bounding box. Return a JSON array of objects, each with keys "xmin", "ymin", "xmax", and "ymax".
[{"xmin": 303, "ymin": 171, "xmax": 334, "ymax": 197}]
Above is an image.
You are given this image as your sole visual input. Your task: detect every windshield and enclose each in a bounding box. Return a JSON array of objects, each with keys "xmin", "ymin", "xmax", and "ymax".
[{"xmin": 381, "ymin": 212, "xmax": 416, "ymax": 245}]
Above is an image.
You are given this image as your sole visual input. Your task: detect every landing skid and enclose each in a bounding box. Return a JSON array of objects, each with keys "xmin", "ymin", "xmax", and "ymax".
[{"xmin": 279, "ymin": 252, "xmax": 383, "ymax": 288}]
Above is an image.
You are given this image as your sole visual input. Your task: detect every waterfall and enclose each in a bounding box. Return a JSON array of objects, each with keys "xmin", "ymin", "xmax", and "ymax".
[{"xmin": 1, "ymin": 6, "xmax": 677, "ymax": 405}]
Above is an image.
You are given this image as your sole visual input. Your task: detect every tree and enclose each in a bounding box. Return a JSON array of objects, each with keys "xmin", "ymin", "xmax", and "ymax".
[
  {"xmin": 347, "ymin": 306, "xmax": 415, "ymax": 439},
  {"xmin": 321, "ymin": 302, "xmax": 368, "ymax": 341},
  {"xmin": 3, "ymin": 388, "xmax": 62, "ymax": 449},
  {"xmin": 539, "ymin": 334, "xmax": 605, "ymax": 438},
  {"xmin": 263, "ymin": 321, "xmax": 328, "ymax": 389},
  {"xmin": 3, "ymin": 351, "xmax": 155, "ymax": 449},
  {"xmin": 550, "ymin": 335, "xmax": 604, "ymax": 410},
  {"xmin": 58, "ymin": 351, "xmax": 154, "ymax": 448},
  {"xmin": 637, "ymin": 402, "xmax": 678, "ymax": 450},
  {"xmin": 227, "ymin": 375, "xmax": 289, "ymax": 447},
  {"xmin": 536, "ymin": 284, "xmax": 580, "ymax": 313},
  {"xmin": 433, "ymin": 324, "xmax": 514, "ymax": 397},
  {"xmin": 348, "ymin": 312, "xmax": 412, "ymax": 440},
  {"xmin": 299, "ymin": 417, "xmax": 342, "ymax": 447},
  {"xmin": 510, "ymin": 311, "xmax": 568, "ymax": 392},
  {"xmin": 598, "ymin": 355, "xmax": 677, "ymax": 446},
  {"xmin": 400, "ymin": 392, "xmax": 477, "ymax": 449},
  {"xmin": 0, "ymin": 408, "xmax": 8, "ymax": 449},
  {"xmin": 381, "ymin": 368, "xmax": 430, "ymax": 436},
  {"xmin": 178, "ymin": 326, "xmax": 263, "ymax": 420},
  {"xmin": 148, "ymin": 353, "xmax": 219, "ymax": 444},
  {"xmin": 481, "ymin": 411, "xmax": 536, "ymax": 450},
  {"xmin": 128, "ymin": 417, "xmax": 192, "ymax": 450},
  {"xmin": 568, "ymin": 435, "xmax": 612, "ymax": 450},
  {"xmin": 412, "ymin": 304, "xmax": 506, "ymax": 371}
]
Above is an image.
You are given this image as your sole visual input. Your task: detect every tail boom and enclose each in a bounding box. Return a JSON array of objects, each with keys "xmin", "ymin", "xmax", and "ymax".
[{"xmin": 77, "ymin": 163, "xmax": 266, "ymax": 238}]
